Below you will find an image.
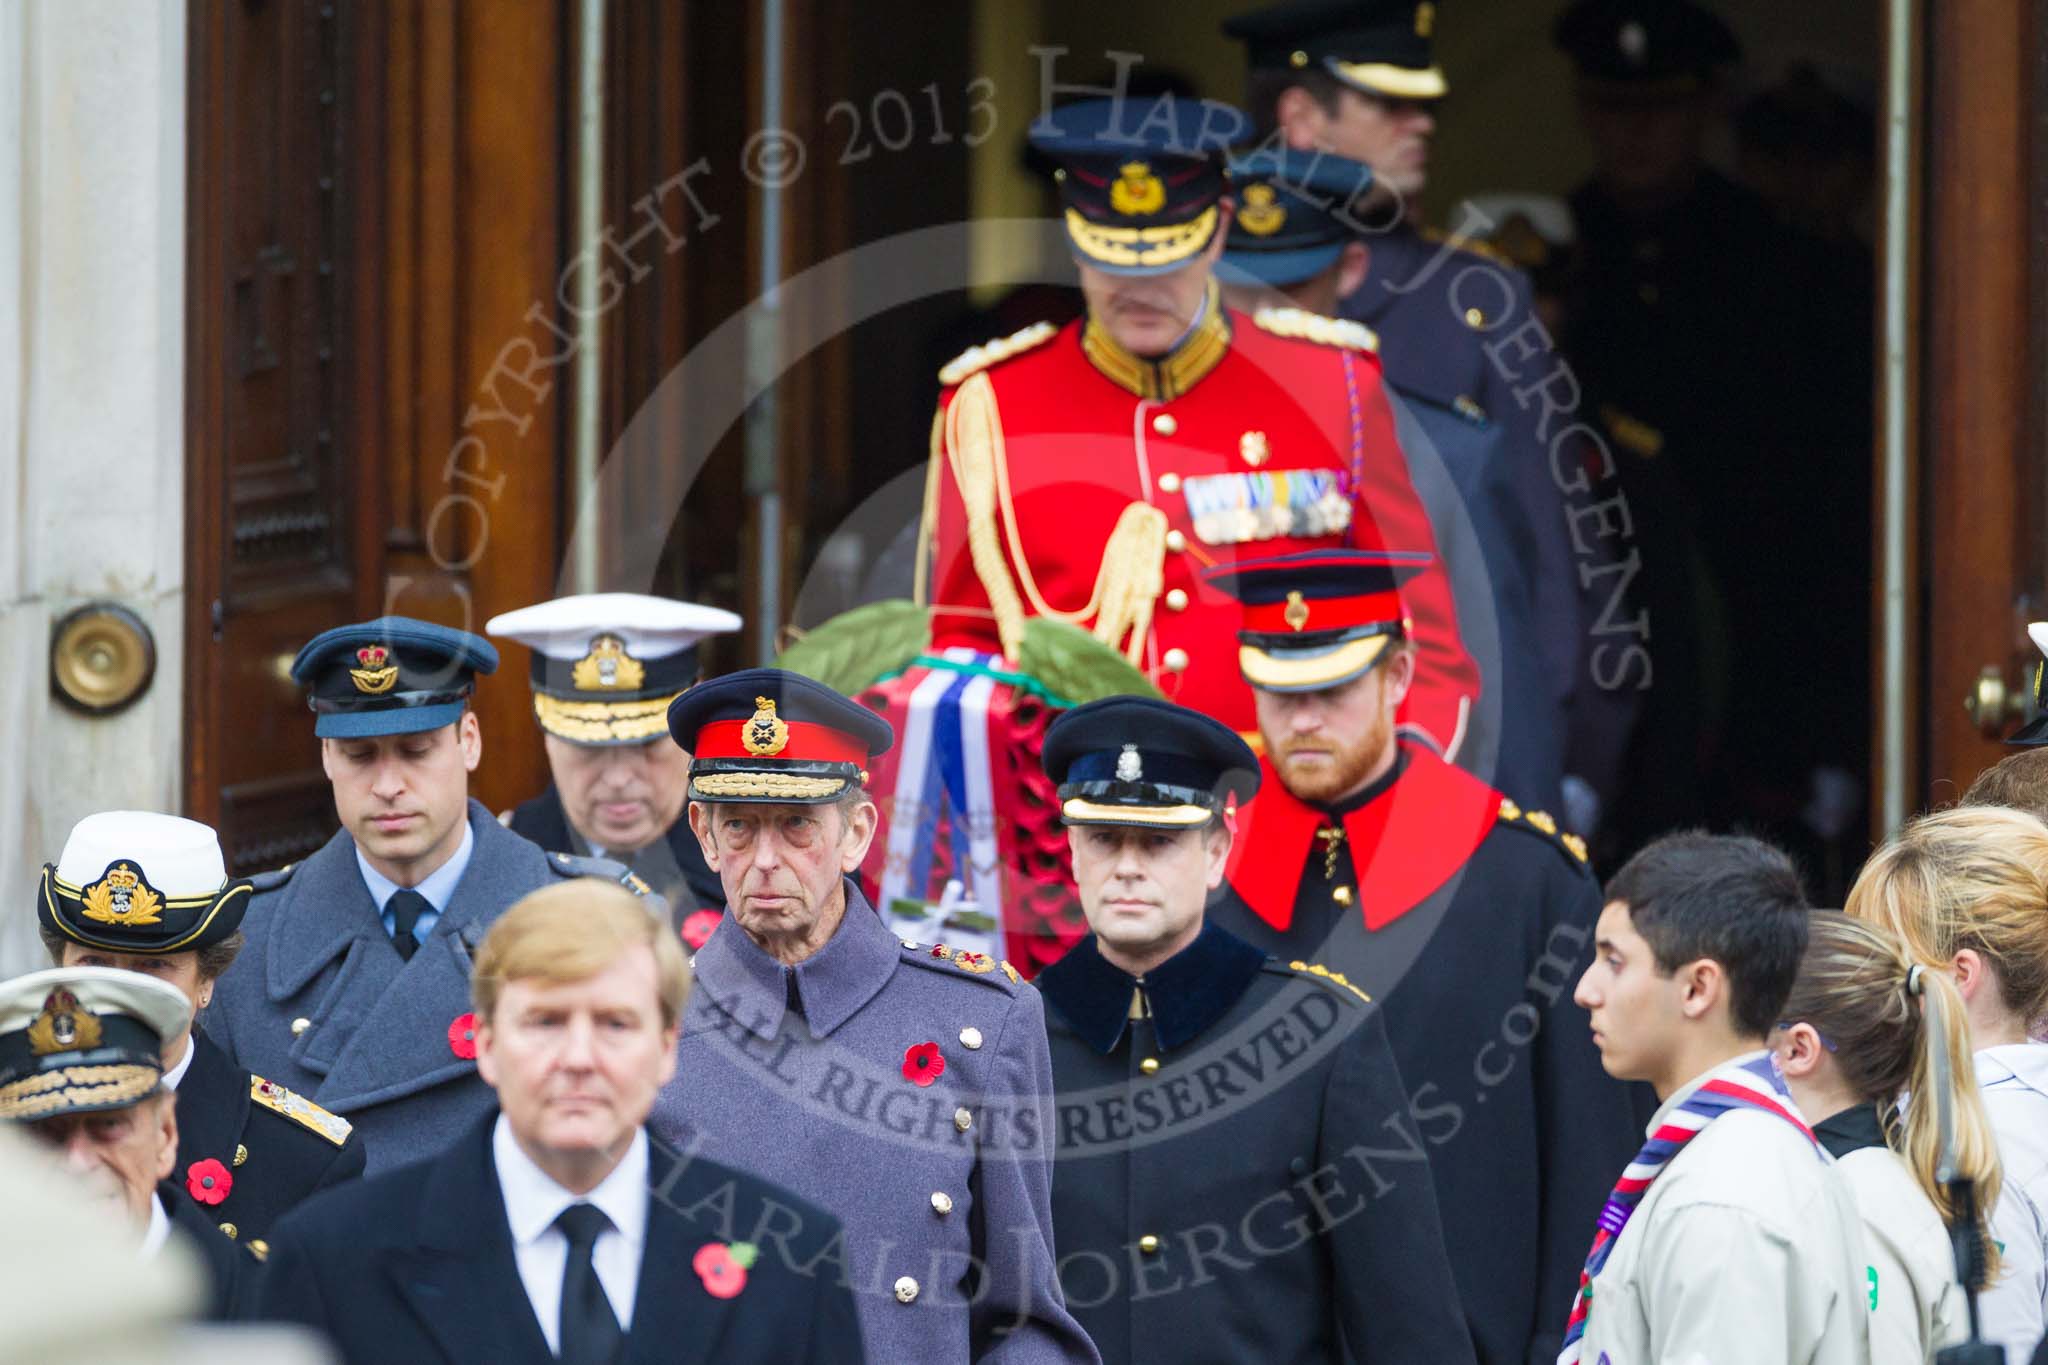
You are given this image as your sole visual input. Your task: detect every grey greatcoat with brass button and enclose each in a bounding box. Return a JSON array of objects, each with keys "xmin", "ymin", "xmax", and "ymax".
[
  {"xmin": 650, "ymin": 880, "xmax": 1099, "ymax": 1365},
  {"xmin": 204, "ymin": 800, "xmax": 636, "ymax": 1175}
]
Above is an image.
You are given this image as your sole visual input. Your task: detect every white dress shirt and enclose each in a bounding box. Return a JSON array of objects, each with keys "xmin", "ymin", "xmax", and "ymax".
[
  {"xmin": 355, "ymin": 819, "xmax": 474, "ymax": 947},
  {"xmin": 492, "ymin": 1114, "xmax": 648, "ymax": 1355},
  {"xmin": 140, "ymin": 1192, "xmax": 171, "ymax": 1257},
  {"xmin": 160, "ymin": 1038, "xmax": 196, "ymax": 1092},
  {"xmin": 1577, "ymin": 1052, "xmax": 1873, "ymax": 1365}
]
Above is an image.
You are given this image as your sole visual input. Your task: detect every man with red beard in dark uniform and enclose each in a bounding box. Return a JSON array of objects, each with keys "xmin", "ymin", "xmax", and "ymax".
[
  {"xmin": 1204, "ymin": 548, "xmax": 1640, "ymax": 1365},
  {"xmin": 834, "ymin": 90, "xmax": 1478, "ymax": 977}
]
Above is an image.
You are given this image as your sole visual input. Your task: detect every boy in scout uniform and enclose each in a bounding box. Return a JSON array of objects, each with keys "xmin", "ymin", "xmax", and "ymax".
[
  {"xmin": 650, "ymin": 669, "xmax": 1099, "ymax": 1365},
  {"xmin": 487, "ymin": 592, "xmax": 741, "ymax": 946},
  {"xmin": 37, "ymin": 810, "xmax": 362, "ymax": 1249},
  {"xmin": 206, "ymin": 616, "xmax": 642, "ymax": 1174},
  {"xmin": 0, "ymin": 966, "xmax": 258, "ymax": 1320},
  {"xmin": 1034, "ymin": 695, "xmax": 1475, "ymax": 1364},
  {"xmin": 840, "ymin": 91, "xmax": 1478, "ymax": 973},
  {"xmin": 1202, "ymin": 550, "xmax": 1641, "ymax": 1364}
]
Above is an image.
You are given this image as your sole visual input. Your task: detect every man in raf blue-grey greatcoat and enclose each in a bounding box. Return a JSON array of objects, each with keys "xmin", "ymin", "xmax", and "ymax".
[
  {"xmin": 205, "ymin": 616, "xmax": 642, "ymax": 1174},
  {"xmin": 650, "ymin": 668, "xmax": 1100, "ymax": 1365}
]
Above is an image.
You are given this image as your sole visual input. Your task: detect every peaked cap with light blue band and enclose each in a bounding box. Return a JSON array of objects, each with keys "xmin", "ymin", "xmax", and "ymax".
[
  {"xmin": 290, "ymin": 616, "xmax": 499, "ymax": 739},
  {"xmin": 1028, "ymin": 94, "xmax": 1253, "ymax": 277},
  {"xmin": 1220, "ymin": 146, "xmax": 1377, "ymax": 287},
  {"xmin": 1043, "ymin": 695, "xmax": 1260, "ymax": 828}
]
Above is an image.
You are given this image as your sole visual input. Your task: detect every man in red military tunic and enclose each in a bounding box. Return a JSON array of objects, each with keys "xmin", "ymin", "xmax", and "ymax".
[{"xmin": 835, "ymin": 91, "xmax": 1477, "ymax": 973}]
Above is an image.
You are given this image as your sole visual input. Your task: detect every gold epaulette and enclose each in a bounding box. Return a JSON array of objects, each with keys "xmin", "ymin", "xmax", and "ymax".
[
  {"xmin": 1420, "ymin": 224, "xmax": 1516, "ymax": 268},
  {"xmin": 1253, "ymin": 306, "xmax": 1378, "ymax": 353},
  {"xmin": 250, "ymin": 1075, "xmax": 352, "ymax": 1147},
  {"xmin": 937, "ymin": 321, "xmax": 1058, "ymax": 387},
  {"xmin": 1286, "ymin": 959, "xmax": 1371, "ymax": 1004},
  {"xmin": 1497, "ymin": 797, "xmax": 1590, "ymax": 865},
  {"xmin": 1599, "ymin": 404, "xmax": 1664, "ymax": 459}
]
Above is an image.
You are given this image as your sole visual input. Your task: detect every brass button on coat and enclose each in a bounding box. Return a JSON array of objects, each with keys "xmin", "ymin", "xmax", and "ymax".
[
  {"xmin": 1164, "ymin": 589, "xmax": 1188, "ymax": 611},
  {"xmin": 233, "ymin": 1144, "xmax": 248, "ymax": 1168},
  {"xmin": 954, "ymin": 1106, "xmax": 973, "ymax": 1132},
  {"xmin": 1157, "ymin": 472, "xmax": 1181, "ymax": 493},
  {"xmin": 894, "ymin": 1276, "xmax": 920, "ymax": 1304},
  {"xmin": 1139, "ymin": 1057, "xmax": 1160, "ymax": 1075},
  {"xmin": 1333, "ymin": 886, "xmax": 1355, "ymax": 906},
  {"xmin": 1151, "ymin": 412, "xmax": 1178, "ymax": 436},
  {"xmin": 959, "ymin": 1026, "xmax": 983, "ymax": 1050},
  {"xmin": 1162, "ymin": 648, "xmax": 1190, "ymax": 672},
  {"xmin": 1165, "ymin": 530, "xmax": 1187, "ymax": 553},
  {"xmin": 931, "ymin": 1191, "xmax": 954, "ymax": 1216},
  {"xmin": 1138, "ymin": 1234, "xmax": 1161, "ymax": 1254},
  {"xmin": 291, "ymin": 1017, "xmax": 312, "ymax": 1037}
]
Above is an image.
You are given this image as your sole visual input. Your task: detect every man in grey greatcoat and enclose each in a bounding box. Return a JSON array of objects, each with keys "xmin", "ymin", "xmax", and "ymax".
[
  {"xmin": 651, "ymin": 668, "xmax": 1099, "ymax": 1365},
  {"xmin": 205, "ymin": 615, "xmax": 641, "ymax": 1174}
]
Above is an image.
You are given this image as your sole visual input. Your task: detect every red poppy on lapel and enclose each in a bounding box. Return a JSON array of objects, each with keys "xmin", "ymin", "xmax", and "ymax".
[
  {"xmin": 680, "ymin": 909, "xmax": 722, "ymax": 951},
  {"xmin": 902, "ymin": 1041, "xmax": 946, "ymax": 1087},
  {"xmin": 694, "ymin": 1240, "xmax": 757, "ymax": 1298},
  {"xmin": 448, "ymin": 1012, "xmax": 478, "ymax": 1060},
  {"xmin": 186, "ymin": 1157, "xmax": 232, "ymax": 1205}
]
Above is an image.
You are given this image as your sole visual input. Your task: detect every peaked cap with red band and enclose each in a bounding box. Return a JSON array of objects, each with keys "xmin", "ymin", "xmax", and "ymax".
[
  {"xmin": 1204, "ymin": 548, "xmax": 1429, "ymax": 692},
  {"xmin": 669, "ymin": 667, "xmax": 894, "ymax": 805}
]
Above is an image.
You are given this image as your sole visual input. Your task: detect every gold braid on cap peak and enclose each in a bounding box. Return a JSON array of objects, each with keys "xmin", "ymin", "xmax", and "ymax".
[{"xmin": 692, "ymin": 772, "xmax": 847, "ymax": 800}]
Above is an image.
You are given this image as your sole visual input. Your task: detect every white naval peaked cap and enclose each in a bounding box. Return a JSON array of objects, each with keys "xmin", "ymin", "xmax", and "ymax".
[
  {"xmin": 0, "ymin": 966, "xmax": 192, "ymax": 1045},
  {"xmin": 485, "ymin": 592, "xmax": 741, "ymax": 661},
  {"xmin": 55, "ymin": 811, "xmax": 228, "ymax": 900}
]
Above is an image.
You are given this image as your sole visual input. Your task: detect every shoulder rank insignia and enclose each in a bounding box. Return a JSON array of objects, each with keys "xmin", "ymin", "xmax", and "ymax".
[
  {"xmin": 250, "ymin": 1076, "xmax": 352, "ymax": 1147},
  {"xmin": 1419, "ymin": 223, "xmax": 1514, "ymax": 269},
  {"xmin": 1252, "ymin": 306, "xmax": 1378, "ymax": 353},
  {"xmin": 1599, "ymin": 404, "xmax": 1664, "ymax": 459},
  {"xmin": 1497, "ymin": 798, "xmax": 1590, "ymax": 865},
  {"xmin": 1000, "ymin": 960, "xmax": 1022, "ymax": 985},
  {"xmin": 952, "ymin": 948, "xmax": 997, "ymax": 975},
  {"xmin": 621, "ymin": 871, "xmax": 653, "ymax": 896},
  {"xmin": 1287, "ymin": 960, "xmax": 1371, "ymax": 1005},
  {"xmin": 937, "ymin": 320, "xmax": 1057, "ymax": 387}
]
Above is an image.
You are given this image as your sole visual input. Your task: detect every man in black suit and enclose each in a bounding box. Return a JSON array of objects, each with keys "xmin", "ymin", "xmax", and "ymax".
[{"xmin": 258, "ymin": 877, "xmax": 864, "ymax": 1364}]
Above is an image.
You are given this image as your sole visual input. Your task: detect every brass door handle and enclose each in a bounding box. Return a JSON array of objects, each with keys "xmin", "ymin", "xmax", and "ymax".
[{"xmin": 1964, "ymin": 664, "xmax": 2031, "ymax": 736}]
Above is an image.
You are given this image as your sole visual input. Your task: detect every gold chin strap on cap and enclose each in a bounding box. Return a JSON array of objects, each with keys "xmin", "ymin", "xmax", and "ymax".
[{"xmin": 944, "ymin": 371, "xmax": 1168, "ymax": 664}]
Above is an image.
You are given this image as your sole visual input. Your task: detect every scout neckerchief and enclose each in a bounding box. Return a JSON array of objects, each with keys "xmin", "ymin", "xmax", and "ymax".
[{"xmin": 1557, "ymin": 1051, "xmax": 1819, "ymax": 1364}]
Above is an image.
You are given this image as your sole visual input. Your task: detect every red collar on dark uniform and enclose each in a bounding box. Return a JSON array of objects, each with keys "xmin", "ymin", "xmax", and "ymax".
[{"xmin": 1225, "ymin": 743, "xmax": 1501, "ymax": 932}]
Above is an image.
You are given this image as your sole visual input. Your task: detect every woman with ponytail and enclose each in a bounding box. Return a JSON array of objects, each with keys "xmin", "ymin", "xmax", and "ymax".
[
  {"xmin": 1773, "ymin": 911, "xmax": 1994, "ymax": 1360},
  {"xmin": 1846, "ymin": 804, "xmax": 2048, "ymax": 1363}
]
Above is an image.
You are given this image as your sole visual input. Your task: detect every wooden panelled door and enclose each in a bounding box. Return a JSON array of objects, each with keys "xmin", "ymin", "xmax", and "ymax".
[
  {"xmin": 185, "ymin": 0, "xmax": 565, "ymax": 874},
  {"xmin": 1913, "ymin": 0, "xmax": 2048, "ymax": 809}
]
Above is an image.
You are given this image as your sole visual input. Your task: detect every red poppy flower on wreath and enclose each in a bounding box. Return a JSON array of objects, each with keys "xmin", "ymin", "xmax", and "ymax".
[
  {"xmin": 903, "ymin": 1040, "xmax": 946, "ymax": 1087},
  {"xmin": 186, "ymin": 1157, "xmax": 232, "ymax": 1206},
  {"xmin": 448, "ymin": 1012, "xmax": 478, "ymax": 1060},
  {"xmin": 679, "ymin": 909, "xmax": 723, "ymax": 951},
  {"xmin": 693, "ymin": 1240, "xmax": 759, "ymax": 1299}
]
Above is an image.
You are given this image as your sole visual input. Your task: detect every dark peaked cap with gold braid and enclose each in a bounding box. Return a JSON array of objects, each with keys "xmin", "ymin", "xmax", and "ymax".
[
  {"xmin": 669, "ymin": 667, "xmax": 895, "ymax": 806},
  {"xmin": 0, "ymin": 966, "xmax": 189, "ymax": 1122}
]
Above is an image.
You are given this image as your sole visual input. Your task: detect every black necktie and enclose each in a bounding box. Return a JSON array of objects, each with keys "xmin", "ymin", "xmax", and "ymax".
[
  {"xmin": 556, "ymin": 1203, "xmax": 624, "ymax": 1363},
  {"xmin": 387, "ymin": 889, "xmax": 432, "ymax": 961}
]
